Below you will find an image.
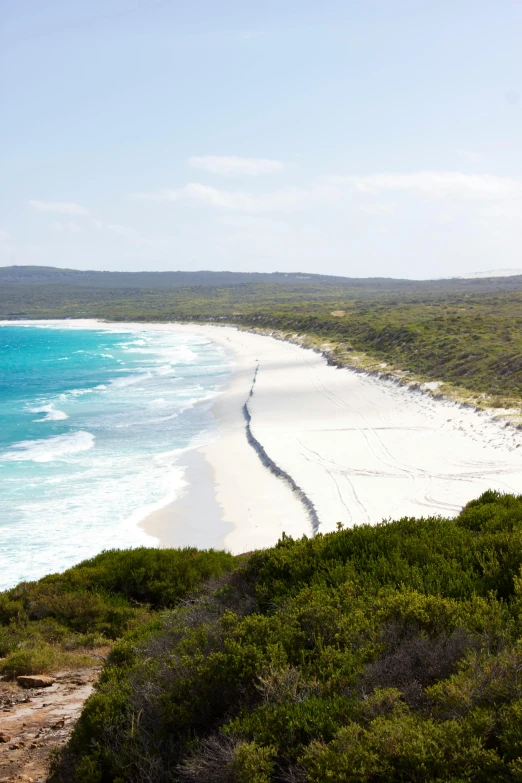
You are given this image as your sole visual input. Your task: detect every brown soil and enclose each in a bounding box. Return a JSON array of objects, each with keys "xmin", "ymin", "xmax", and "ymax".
[{"xmin": 0, "ymin": 666, "xmax": 102, "ymax": 783}]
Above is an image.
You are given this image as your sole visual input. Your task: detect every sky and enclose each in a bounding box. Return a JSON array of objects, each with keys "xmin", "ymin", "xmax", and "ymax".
[{"xmin": 1, "ymin": 0, "xmax": 522, "ymax": 280}]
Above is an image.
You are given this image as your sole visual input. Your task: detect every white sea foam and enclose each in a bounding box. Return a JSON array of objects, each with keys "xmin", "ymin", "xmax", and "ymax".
[
  {"xmin": 62, "ymin": 387, "xmax": 95, "ymax": 398},
  {"xmin": 145, "ymin": 412, "xmax": 180, "ymax": 424},
  {"xmin": 0, "ymin": 321, "xmax": 231, "ymax": 589},
  {"xmin": 156, "ymin": 364, "xmax": 176, "ymax": 376},
  {"xmin": 2, "ymin": 431, "xmax": 95, "ymax": 462},
  {"xmin": 31, "ymin": 403, "xmax": 69, "ymax": 422},
  {"xmin": 118, "ymin": 338, "xmax": 148, "ymax": 348},
  {"xmin": 176, "ymin": 389, "xmax": 222, "ymax": 415},
  {"xmin": 110, "ymin": 372, "xmax": 152, "ymax": 388},
  {"xmin": 123, "ymin": 345, "xmax": 197, "ymax": 364}
]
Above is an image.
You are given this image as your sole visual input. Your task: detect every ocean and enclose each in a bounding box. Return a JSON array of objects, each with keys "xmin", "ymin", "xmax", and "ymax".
[{"xmin": 0, "ymin": 323, "xmax": 230, "ymax": 590}]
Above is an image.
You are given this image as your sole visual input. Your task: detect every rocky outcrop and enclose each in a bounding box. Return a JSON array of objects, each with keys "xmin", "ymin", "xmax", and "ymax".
[{"xmin": 16, "ymin": 675, "xmax": 56, "ymax": 689}]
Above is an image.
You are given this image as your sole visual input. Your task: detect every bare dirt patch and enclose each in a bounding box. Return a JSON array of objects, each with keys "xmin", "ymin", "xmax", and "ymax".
[{"xmin": 0, "ymin": 666, "xmax": 101, "ymax": 782}]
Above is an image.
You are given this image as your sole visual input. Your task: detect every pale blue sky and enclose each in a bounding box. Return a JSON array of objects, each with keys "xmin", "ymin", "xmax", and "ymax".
[{"xmin": 1, "ymin": 0, "xmax": 522, "ymax": 278}]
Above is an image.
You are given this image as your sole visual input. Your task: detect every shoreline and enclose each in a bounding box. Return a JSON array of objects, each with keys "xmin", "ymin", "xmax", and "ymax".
[
  {"xmin": 1, "ymin": 319, "xmax": 313, "ymax": 556},
  {"xmin": 158, "ymin": 324, "xmax": 313, "ymax": 553},
  {"xmin": 138, "ymin": 325, "xmax": 313, "ymax": 553},
  {"xmin": 139, "ymin": 449, "xmax": 232, "ymax": 549},
  {"xmin": 3, "ymin": 319, "xmax": 522, "ymax": 553},
  {"xmin": 116, "ymin": 322, "xmax": 522, "ymax": 543}
]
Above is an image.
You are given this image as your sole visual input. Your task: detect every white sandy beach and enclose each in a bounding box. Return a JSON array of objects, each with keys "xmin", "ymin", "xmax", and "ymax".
[
  {"xmin": 6, "ymin": 320, "xmax": 522, "ymax": 554},
  {"xmin": 160, "ymin": 324, "xmax": 522, "ymax": 550}
]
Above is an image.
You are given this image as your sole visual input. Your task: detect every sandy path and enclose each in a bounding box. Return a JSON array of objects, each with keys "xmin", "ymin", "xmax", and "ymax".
[{"xmin": 0, "ymin": 667, "xmax": 101, "ymax": 783}]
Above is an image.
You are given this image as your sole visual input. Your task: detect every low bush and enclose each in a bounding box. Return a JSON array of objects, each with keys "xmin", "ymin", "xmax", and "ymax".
[
  {"xmin": 0, "ymin": 547, "xmax": 236, "ymax": 676},
  {"xmin": 0, "ymin": 642, "xmax": 95, "ymax": 678}
]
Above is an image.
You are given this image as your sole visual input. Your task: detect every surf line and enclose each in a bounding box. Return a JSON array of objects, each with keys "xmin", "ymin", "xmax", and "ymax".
[{"xmin": 242, "ymin": 364, "xmax": 320, "ymax": 534}]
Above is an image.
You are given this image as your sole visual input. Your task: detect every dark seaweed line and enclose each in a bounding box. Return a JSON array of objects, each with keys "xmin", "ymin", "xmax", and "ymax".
[{"xmin": 242, "ymin": 364, "xmax": 320, "ymax": 534}]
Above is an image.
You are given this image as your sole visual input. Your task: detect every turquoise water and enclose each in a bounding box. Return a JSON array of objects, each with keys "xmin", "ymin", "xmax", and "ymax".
[{"xmin": 0, "ymin": 323, "xmax": 229, "ymax": 589}]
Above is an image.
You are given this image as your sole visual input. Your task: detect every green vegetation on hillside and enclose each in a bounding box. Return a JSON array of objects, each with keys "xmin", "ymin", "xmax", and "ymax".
[
  {"xmin": 0, "ymin": 548, "xmax": 235, "ymax": 678},
  {"xmin": 239, "ymin": 292, "xmax": 522, "ymax": 400},
  {"xmin": 45, "ymin": 492, "xmax": 522, "ymax": 782}
]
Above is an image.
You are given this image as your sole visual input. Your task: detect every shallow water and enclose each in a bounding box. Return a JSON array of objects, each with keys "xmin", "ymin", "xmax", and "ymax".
[{"xmin": 0, "ymin": 324, "xmax": 229, "ymax": 589}]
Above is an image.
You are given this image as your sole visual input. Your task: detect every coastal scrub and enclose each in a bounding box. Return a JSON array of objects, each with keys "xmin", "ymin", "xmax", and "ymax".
[{"xmin": 48, "ymin": 491, "xmax": 522, "ymax": 782}]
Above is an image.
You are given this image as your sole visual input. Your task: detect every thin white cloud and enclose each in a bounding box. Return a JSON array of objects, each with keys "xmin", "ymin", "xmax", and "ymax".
[
  {"xmin": 215, "ymin": 215, "xmax": 290, "ymax": 229},
  {"xmin": 0, "ymin": 229, "xmax": 10, "ymax": 241},
  {"xmin": 188, "ymin": 155, "xmax": 284, "ymax": 176},
  {"xmin": 326, "ymin": 171, "xmax": 522, "ymax": 200},
  {"xmin": 358, "ymin": 202, "xmax": 395, "ymax": 216},
  {"xmin": 50, "ymin": 221, "xmax": 84, "ymax": 234},
  {"xmin": 29, "ymin": 200, "xmax": 89, "ymax": 215},
  {"xmin": 105, "ymin": 222, "xmax": 171, "ymax": 251},
  {"xmin": 131, "ymin": 168, "xmax": 522, "ymax": 231},
  {"xmin": 107, "ymin": 223, "xmax": 139, "ymax": 239},
  {"xmin": 131, "ymin": 183, "xmax": 334, "ymax": 212},
  {"xmin": 478, "ymin": 201, "xmax": 522, "ymax": 220},
  {"xmin": 457, "ymin": 149, "xmax": 483, "ymax": 164}
]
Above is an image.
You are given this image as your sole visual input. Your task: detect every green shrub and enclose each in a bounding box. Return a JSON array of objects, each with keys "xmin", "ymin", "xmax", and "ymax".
[
  {"xmin": 0, "ymin": 642, "xmax": 95, "ymax": 677},
  {"xmin": 300, "ymin": 711, "xmax": 503, "ymax": 782},
  {"xmin": 230, "ymin": 741, "xmax": 275, "ymax": 783},
  {"xmin": 45, "ymin": 493, "xmax": 522, "ymax": 782},
  {"xmin": 0, "ymin": 547, "xmax": 236, "ymax": 679}
]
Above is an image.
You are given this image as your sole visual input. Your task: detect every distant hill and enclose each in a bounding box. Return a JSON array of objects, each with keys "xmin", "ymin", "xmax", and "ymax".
[
  {"xmin": 0, "ymin": 266, "xmax": 365, "ymax": 289},
  {"xmin": 3, "ymin": 265, "xmax": 522, "ymax": 293}
]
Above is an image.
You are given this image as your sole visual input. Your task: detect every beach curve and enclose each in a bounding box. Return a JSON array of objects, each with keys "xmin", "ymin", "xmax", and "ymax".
[
  {"xmin": 5, "ymin": 320, "xmax": 522, "ymax": 555},
  {"xmin": 140, "ymin": 322, "xmax": 522, "ymax": 551}
]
